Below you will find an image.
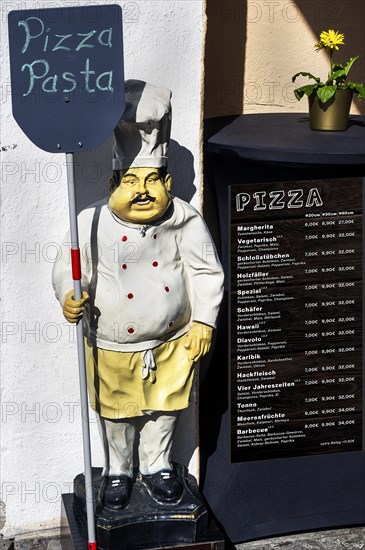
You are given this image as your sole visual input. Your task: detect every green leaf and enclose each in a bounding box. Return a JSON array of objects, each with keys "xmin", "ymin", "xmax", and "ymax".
[
  {"xmin": 292, "ymin": 72, "xmax": 321, "ymax": 84},
  {"xmin": 344, "ymin": 56, "xmax": 359, "ymax": 76},
  {"xmin": 316, "ymin": 85, "xmax": 337, "ymax": 104},
  {"xmin": 294, "ymin": 84, "xmax": 318, "ymax": 101},
  {"xmin": 325, "ymin": 57, "xmax": 359, "ymax": 86},
  {"xmin": 328, "ymin": 69, "xmax": 347, "ymax": 84},
  {"xmin": 356, "ymin": 84, "xmax": 365, "ymax": 100},
  {"xmin": 348, "ymin": 82, "xmax": 365, "ymax": 100}
]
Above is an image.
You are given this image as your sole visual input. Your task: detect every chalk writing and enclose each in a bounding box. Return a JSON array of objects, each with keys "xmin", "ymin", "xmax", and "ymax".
[
  {"xmin": 21, "ymin": 58, "xmax": 113, "ymax": 96},
  {"xmin": 19, "ymin": 17, "xmax": 113, "ymax": 53},
  {"xmin": 18, "ymin": 16, "xmax": 114, "ymax": 96}
]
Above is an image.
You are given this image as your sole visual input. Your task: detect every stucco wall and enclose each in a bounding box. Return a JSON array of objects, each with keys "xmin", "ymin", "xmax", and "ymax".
[
  {"xmin": 1, "ymin": 0, "xmax": 204, "ymax": 537},
  {"xmin": 205, "ymin": 0, "xmax": 365, "ymax": 117}
]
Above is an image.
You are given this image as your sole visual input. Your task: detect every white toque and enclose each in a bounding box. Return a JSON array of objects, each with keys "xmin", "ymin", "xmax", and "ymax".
[{"xmin": 113, "ymin": 80, "xmax": 172, "ymax": 170}]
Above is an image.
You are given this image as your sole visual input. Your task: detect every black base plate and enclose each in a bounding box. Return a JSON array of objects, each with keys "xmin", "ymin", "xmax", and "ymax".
[{"xmin": 61, "ymin": 466, "xmax": 225, "ymax": 550}]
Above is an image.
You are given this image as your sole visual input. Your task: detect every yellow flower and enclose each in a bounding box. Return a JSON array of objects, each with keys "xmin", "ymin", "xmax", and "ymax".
[{"xmin": 315, "ymin": 29, "xmax": 345, "ymax": 51}]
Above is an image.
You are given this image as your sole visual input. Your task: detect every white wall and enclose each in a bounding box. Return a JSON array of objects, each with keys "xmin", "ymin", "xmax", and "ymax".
[{"xmin": 1, "ymin": 0, "xmax": 204, "ymax": 537}]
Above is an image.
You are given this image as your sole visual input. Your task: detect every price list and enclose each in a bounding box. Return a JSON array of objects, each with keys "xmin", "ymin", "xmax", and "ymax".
[{"xmin": 230, "ymin": 178, "xmax": 363, "ymax": 462}]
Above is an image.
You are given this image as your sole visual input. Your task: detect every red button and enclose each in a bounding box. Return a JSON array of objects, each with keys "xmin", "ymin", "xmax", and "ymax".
[
  {"xmin": 122, "ymin": 235, "xmax": 127, "ymax": 242},
  {"xmin": 128, "ymin": 327, "xmax": 134, "ymax": 334},
  {"xmin": 127, "ymin": 293, "xmax": 134, "ymax": 299},
  {"xmin": 152, "ymin": 261, "xmax": 158, "ymax": 267},
  {"xmin": 165, "ymin": 286, "xmax": 170, "ymax": 292},
  {"xmin": 122, "ymin": 264, "xmax": 127, "ymax": 270}
]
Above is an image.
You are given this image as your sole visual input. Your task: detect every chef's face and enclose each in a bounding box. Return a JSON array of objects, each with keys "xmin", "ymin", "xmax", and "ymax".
[{"xmin": 109, "ymin": 166, "xmax": 172, "ymax": 224}]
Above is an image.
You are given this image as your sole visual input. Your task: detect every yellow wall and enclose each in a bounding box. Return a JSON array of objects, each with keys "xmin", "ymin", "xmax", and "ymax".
[{"xmin": 204, "ymin": 0, "xmax": 365, "ymax": 117}]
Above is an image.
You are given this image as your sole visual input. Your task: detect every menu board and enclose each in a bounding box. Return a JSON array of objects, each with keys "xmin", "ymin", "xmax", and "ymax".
[{"xmin": 230, "ymin": 178, "xmax": 363, "ymax": 462}]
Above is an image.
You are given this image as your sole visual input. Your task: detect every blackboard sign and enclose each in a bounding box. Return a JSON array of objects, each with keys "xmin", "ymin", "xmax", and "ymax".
[
  {"xmin": 8, "ymin": 4, "xmax": 124, "ymax": 153},
  {"xmin": 230, "ymin": 178, "xmax": 363, "ymax": 462}
]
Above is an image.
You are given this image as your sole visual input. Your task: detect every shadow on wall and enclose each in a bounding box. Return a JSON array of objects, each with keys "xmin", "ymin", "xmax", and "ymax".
[
  {"xmin": 74, "ymin": 134, "xmax": 114, "ymax": 212},
  {"xmin": 74, "ymin": 137, "xmax": 196, "ymax": 214},
  {"xmin": 296, "ymin": 0, "xmax": 365, "ymax": 115},
  {"xmin": 168, "ymin": 140, "xmax": 196, "ymax": 203},
  {"xmin": 204, "ymin": 0, "xmax": 247, "ymax": 119}
]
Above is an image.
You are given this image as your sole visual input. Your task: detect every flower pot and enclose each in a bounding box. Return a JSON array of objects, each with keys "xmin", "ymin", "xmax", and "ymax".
[{"xmin": 308, "ymin": 88, "xmax": 353, "ymax": 131}]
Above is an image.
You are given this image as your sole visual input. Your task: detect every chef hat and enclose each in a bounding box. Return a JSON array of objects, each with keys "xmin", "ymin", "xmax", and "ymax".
[{"xmin": 113, "ymin": 80, "xmax": 172, "ymax": 170}]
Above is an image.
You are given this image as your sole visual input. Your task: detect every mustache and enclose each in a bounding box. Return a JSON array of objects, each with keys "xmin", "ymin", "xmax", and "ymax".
[{"xmin": 131, "ymin": 193, "xmax": 156, "ymax": 204}]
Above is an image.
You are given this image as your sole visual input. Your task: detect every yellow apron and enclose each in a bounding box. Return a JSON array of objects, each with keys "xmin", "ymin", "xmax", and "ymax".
[{"xmin": 85, "ymin": 334, "xmax": 195, "ymax": 419}]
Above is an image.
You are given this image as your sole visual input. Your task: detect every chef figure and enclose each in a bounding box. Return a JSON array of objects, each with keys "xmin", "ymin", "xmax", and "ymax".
[{"xmin": 53, "ymin": 80, "xmax": 224, "ymax": 509}]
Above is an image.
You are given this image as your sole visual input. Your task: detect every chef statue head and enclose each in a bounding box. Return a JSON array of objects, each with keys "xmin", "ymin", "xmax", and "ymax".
[{"xmin": 109, "ymin": 79, "xmax": 172, "ymax": 224}]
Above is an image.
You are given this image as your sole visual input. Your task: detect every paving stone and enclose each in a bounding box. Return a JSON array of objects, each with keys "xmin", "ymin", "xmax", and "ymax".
[
  {"xmin": 237, "ymin": 539, "xmax": 324, "ymax": 549},
  {"xmin": 14, "ymin": 538, "xmax": 60, "ymax": 550},
  {"xmin": 235, "ymin": 527, "xmax": 365, "ymax": 549},
  {"xmin": 10, "ymin": 527, "xmax": 365, "ymax": 549}
]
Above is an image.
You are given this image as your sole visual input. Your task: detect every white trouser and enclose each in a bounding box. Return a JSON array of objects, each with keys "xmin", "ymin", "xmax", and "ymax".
[{"xmin": 97, "ymin": 411, "xmax": 179, "ymax": 477}]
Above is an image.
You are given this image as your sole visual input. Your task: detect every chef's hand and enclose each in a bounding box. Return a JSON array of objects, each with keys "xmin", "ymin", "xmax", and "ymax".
[
  {"xmin": 184, "ymin": 321, "xmax": 213, "ymax": 362},
  {"xmin": 63, "ymin": 289, "xmax": 89, "ymax": 323}
]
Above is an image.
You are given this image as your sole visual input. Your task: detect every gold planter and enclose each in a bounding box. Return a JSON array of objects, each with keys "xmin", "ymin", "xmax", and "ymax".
[{"xmin": 308, "ymin": 88, "xmax": 353, "ymax": 131}]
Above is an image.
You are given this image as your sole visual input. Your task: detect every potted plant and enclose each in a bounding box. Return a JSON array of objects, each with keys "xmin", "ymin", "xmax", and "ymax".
[{"xmin": 292, "ymin": 29, "xmax": 365, "ymax": 131}]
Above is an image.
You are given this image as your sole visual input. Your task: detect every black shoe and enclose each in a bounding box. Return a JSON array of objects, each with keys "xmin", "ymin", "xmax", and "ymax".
[
  {"xmin": 142, "ymin": 470, "xmax": 183, "ymax": 504},
  {"xmin": 103, "ymin": 475, "xmax": 133, "ymax": 510}
]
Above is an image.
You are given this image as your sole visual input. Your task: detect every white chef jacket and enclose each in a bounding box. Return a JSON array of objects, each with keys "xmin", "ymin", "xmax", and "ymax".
[{"xmin": 52, "ymin": 196, "xmax": 224, "ymax": 353}]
